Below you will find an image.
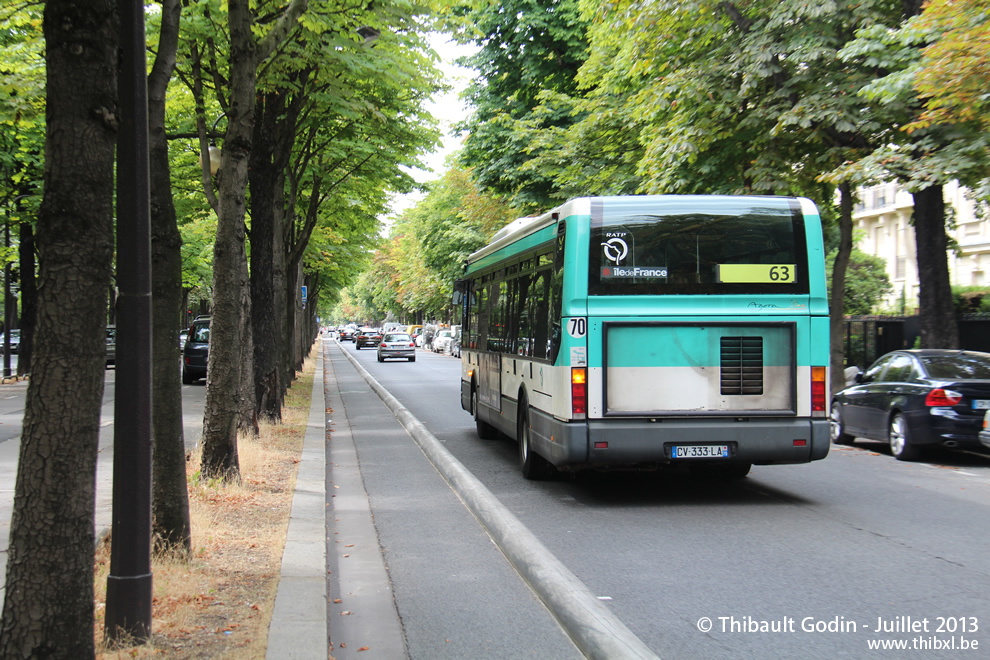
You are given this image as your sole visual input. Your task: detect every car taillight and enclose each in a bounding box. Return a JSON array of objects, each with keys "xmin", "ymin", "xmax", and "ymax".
[
  {"xmin": 409, "ymin": 342, "xmax": 415, "ymax": 347},
  {"xmin": 811, "ymin": 366, "xmax": 826, "ymax": 416},
  {"xmin": 925, "ymin": 388, "xmax": 963, "ymax": 406},
  {"xmin": 571, "ymin": 368, "xmax": 587, "ymax": 415},
  {"xmin": 380, "ymin": 343, "xmax": 386, "ymax": 348}
]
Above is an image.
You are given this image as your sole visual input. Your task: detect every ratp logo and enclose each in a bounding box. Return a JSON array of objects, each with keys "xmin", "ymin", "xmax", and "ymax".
[{"xmin": 602, "ymin": 237, "xmax": 628, "ymax": 265}]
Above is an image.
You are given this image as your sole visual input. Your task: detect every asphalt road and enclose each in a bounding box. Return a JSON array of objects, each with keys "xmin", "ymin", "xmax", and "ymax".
[{"xmin": 343, "ymin": 340, "xmax": 990, "ymax": 658}]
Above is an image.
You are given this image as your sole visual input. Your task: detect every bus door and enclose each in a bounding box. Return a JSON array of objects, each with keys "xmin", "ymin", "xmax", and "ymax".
[
  {"xmin": 478, "ymin": 351, "xmax": 501, "ymax": 411},
  {"xmin": 478, "ymin": 279, "xmax": 503, "ymax": 412}
]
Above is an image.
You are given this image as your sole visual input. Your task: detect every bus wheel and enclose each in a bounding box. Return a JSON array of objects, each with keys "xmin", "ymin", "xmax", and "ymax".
[
  {"xmin": 473, "ymin": 388, "xmax": 498, "ymax": 440},
  {"xmin": 720, "ymin": 462, "xmax": 752, "ymax": 479},
  {"xmin": 518, "ymin": 395, "xmax": 554, "ymax": 480},
  {"xmin": 690, "ymin": 462, "xmax": 750, "ymax": 479}
]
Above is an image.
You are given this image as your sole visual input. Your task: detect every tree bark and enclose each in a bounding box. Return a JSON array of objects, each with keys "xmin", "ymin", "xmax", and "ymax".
[
  {"xmin": 250, "ymin": 93, "xmax": 282, "ymax": 422},
  {"xmin": 829, "ymin": 182, "xmax": 854, "ymax": 396},
  {"xmin": 913, "ymin": 185, "xmax": 959, "ymax": 348},
  {"xmin": 238, "ymin": 250, "xmax": 259, "ymax": 436},
  {"xmin": 0, "ymin": 0, "xmax": 117, "ymax": 655},
  {"xmin": 148, "ymin": 0, "xmax": 190, "ymax": 553},
  {"xmin": 16, "ymin": 222, "xmax": 36, "ymax": 377}
]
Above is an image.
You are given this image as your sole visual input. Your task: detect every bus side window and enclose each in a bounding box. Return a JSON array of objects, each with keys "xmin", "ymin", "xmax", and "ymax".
[
  {"xmin": 549, "ymin": 223, "xmax": 565, "ymax": 364},
  {"xmin": 531, "ymin": 269, "xmax": 550, "ymax": 359},
  {"xmin": 513, "ymin": 273, "xmax": 533, "ymax": 356},
  {"xmin": 487, "ymin": 280, "xmax": 504, "ymax": 352},
  {"xmin": 476, "ymin": 281, "xmax": 489, "ymax": 351}
]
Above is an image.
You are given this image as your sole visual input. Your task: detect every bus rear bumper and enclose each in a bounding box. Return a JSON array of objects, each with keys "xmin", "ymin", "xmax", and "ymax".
[{"xmin": 531, "ymin": 411, "xmax": 829, "ymax": 470}]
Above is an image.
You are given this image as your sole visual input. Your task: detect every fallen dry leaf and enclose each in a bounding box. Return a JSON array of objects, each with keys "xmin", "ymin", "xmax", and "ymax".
[{"xmin": 358, "ymin": 646, "xmax": 370, "ymax": 651}]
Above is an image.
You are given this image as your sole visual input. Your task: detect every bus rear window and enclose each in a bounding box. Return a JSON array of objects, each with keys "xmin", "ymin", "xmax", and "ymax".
[{"xmin": 588, "ymin": 196, "xmax": 809, "ymax": 296}]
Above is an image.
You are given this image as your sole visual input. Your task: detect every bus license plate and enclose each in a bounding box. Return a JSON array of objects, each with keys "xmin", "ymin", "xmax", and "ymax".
[{"xmin": 671, "ymin": 445, "xmax": 729, "ymax": 459}]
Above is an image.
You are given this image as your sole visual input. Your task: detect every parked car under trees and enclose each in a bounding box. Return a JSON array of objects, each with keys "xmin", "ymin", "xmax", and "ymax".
[{"xmin": 831, "ymin": 350, "xmax": 990, "ymax": 460}]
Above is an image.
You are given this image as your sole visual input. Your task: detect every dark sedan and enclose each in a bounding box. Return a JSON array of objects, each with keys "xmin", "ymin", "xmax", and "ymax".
[
  {"xmin": 182, "ymin": 317, "xmax": 211, "ymax": 384},
  {"xmin": 354, "ymin": 327, "xmax": 382, "ymax": 349},
  {"xmin": 830, "ymin": 349, "xmax": 990, "ymax": 460}
]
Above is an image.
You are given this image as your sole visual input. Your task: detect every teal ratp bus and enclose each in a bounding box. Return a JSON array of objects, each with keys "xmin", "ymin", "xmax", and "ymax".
[{"xmin": 453, "ymin": 196, "xmax": 830, "ymax": 479}]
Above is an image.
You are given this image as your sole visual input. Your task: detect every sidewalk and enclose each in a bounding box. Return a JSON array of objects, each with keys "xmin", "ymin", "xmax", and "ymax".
[
  {"xmin": 266, "ymin": 340, "xmax": 332, "ymax": 658},
  {"xmin": 266, "ymin": 338, "xmax": 406, "ymax": 659}
]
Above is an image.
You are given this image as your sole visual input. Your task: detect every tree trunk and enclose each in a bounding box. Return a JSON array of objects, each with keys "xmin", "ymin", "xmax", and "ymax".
[
  {"xmin": 200, "ymin": 0, "xmax": 256, "ymax": 480},
  {"xmin": 148, "ymin": 0, "xmax": 190, "ymax": 553},
  {"xmin": 16, "ymin": 222, "xmax": 36, "ymax": 377},
  {"xmin": 829, "ymin": 182, "xmax": 854, "ymax": 396},
  {"xmin": 250, "ymin": 94, "xmax": 282, "ymax": 422},
  {"xmin": 293, "ymin": 260, "xmax": 305, "ymax": 370},
  {"xmin": 238, "ymin": 251, "xmax": 259, "ymax": 436},
  {"xmin": 282, "ymin": 258, "xmax": 298, "ymax": 390},
  {"xmin": 913, "ymin": 185, "xmax": 959, "ymax": 348},
  {"xmin": 0, "ymin": 0, "xmax": 117, "ymax": 655}
]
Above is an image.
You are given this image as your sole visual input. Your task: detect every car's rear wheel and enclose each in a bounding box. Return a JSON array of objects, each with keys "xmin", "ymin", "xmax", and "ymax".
[
  {"xmin": 377, "ymin": 354, "xmax": 384, "ymax": 362},
  {"xmin": 409, "ymin": 356, "xmax": 415, "ymax": 362},
  {"xmin": 182, "ymin": 368, "xmax": 194, "ymax": 385},
  {"xmin": 889, "ymin": 413, "xmax": 922, "ymax": 461},
  {"xmin": 830, "ymin": 402, "xmax": 855, "ymax": 445}
]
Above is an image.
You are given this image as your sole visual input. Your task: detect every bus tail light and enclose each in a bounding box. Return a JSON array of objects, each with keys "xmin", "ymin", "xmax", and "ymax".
[
  {"xmin": 811, "ymin": 366, "xmax": 826, "ymax": 417},
  {"xmin": 572, "ymin": 368, "xmax": 587, "ymax": 415}
]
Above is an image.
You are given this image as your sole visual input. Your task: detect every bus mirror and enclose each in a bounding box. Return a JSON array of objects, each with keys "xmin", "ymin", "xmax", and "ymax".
[{"xmin": 452, "ymin": 279, "xmax": 466, "ymax": 305}]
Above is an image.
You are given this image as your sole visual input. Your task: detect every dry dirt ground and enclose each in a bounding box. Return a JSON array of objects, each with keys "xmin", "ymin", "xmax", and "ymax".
[{"xmin": 94, "ymin": 354, "xmax": 316, "ymax": 658}]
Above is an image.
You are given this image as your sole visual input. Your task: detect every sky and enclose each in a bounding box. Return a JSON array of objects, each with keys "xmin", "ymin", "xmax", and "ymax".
[{"xmin": 385, "ymin": 34, "xmax": 479, "ymax": 222}]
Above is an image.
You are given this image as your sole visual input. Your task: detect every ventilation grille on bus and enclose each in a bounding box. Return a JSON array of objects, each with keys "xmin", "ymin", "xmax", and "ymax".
[{"xmin": 720, "ymin": 336, "xmax": 764, "ymax": 395}]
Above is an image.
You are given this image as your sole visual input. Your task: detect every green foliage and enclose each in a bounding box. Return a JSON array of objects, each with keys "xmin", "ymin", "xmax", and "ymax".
[
  {"xmin": 164, "ymin": 0, "xmax": 447, "ymax": 311},
  {"xmin": 837, "ymin": 2, "xmax": 990, "ymax": 193},
  {"xmin": 826, "ymin": 249, "xmax": 893, "ymax": 315},
  {"xmin": 360, "ymin": 167, "xmax": 517, "ymax": 321},
  {"xmin": 456, "ymin": 0, "xmax": 590, "ymax": 211},
  {"xmin": 910, "ymin": 0, "xmax": 990, "ymax": 132},
  {"xmin": 0, "ymin": 1, "xmax": 45, "ymax": 216},
  {"xmin": 179, "ymin": 214, "xmax": 216, "ymax": 301},
  {"xmin": 952, "ymin": 286, "xmax": 990, "ymax": 314}
]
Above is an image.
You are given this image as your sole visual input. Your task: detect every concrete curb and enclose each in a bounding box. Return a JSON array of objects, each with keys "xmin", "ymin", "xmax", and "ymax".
[
  {"xmin": 339, "ymin": 345, "xmax": 660, "ymax": 660},
  {"xmin": 267, "ymin": 343, "xmax": 329, "ymax": 659}
]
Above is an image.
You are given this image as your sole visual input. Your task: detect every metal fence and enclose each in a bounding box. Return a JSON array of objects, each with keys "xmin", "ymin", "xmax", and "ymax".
[{"xmin": 843, "ymin": 314, "xmax": 990, "ymax": 369}]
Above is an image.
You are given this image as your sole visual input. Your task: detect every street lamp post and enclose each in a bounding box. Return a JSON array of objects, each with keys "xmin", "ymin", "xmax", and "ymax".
[{"xmin": 104, "ymin": 0, "xmax": 153, "ymax": 643}]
